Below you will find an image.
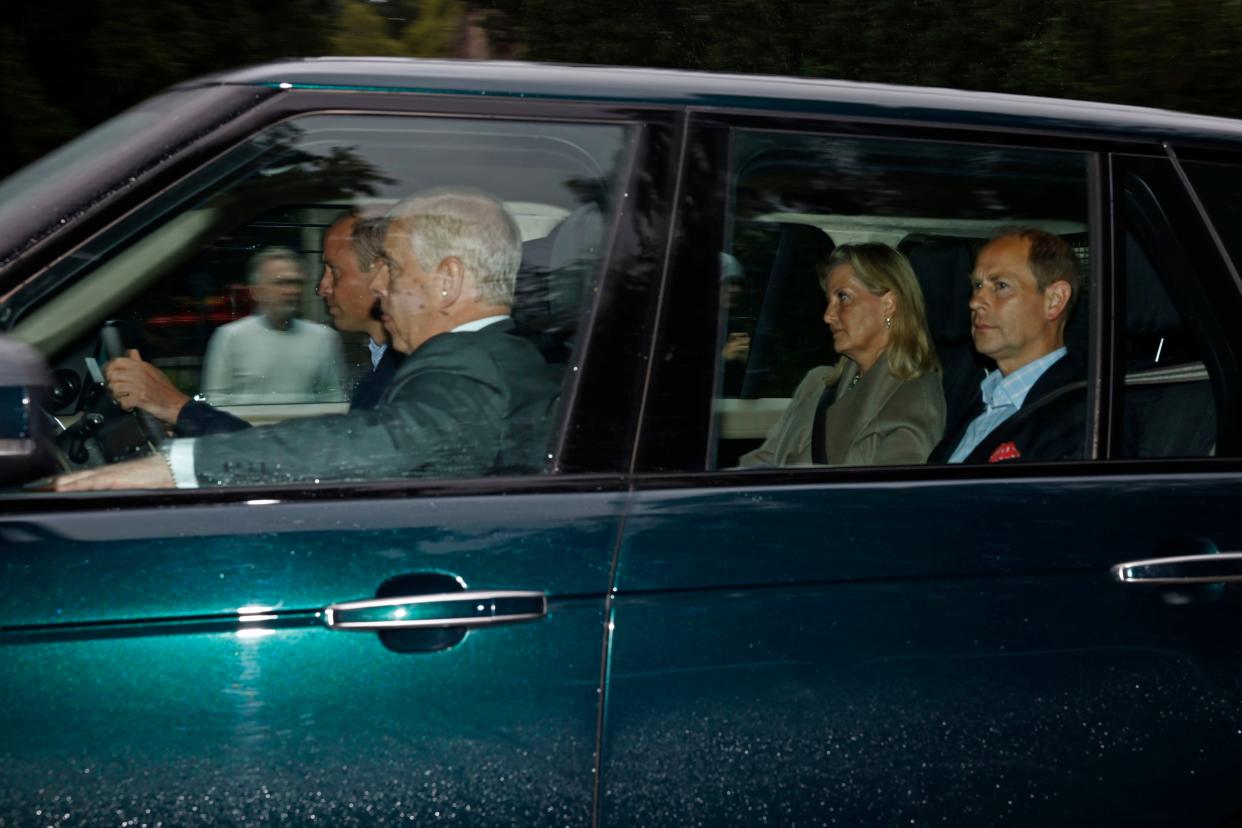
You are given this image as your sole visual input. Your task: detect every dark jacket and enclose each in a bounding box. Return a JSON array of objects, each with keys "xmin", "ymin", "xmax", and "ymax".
[
  {"xmin": 189, "ymin": 320, "xmax": 562, "ymax": 486},
  {"xmin": 175, "ymin": 346, "xmax": 404, "ymax": 437},
  {"xmin": 930, "ymin": 352, "xmax": 1087, "ymax": 464}
]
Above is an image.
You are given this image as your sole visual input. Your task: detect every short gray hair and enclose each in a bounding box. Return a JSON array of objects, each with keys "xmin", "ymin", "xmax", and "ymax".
[
  {"xmin": 387, "ymin": 187, "xmax": 522, "ymax": 306},
  {"xmin": 247, "ymin": 246, "xmax": 302, "ymax": 285}
]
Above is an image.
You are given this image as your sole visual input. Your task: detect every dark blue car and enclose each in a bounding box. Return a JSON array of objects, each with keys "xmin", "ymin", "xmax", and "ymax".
[{"xmin": 2, "ymin": 59, "xmax": 1242, "ymax": 825}]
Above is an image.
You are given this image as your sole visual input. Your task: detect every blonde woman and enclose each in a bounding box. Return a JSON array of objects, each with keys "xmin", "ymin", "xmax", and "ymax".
[{"xmin": 741, "ymin": 243, "xmax": 946, "ymax": 467}]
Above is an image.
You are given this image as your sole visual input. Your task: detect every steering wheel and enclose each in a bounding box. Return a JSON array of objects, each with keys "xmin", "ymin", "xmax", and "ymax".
[{"xmin": 51, "ymin": 323, "xmax": 165, "ymax": 469}]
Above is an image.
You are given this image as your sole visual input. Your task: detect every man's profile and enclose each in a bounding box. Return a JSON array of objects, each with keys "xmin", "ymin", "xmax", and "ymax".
[
  {"xmin": 56, "ymin": 188, "xmax": 562, "ymax": 490},
  {"xmin": 931, "ymin": 228, "xmax": 1085, "ymax": 464},
  {"xmin": 107, "ymin": 212, "xmax": 400, "ymax": 436}
]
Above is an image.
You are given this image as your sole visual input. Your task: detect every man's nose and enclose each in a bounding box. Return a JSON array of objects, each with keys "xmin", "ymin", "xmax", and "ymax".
[
  {"xmin": 369, "ymin": 269, "xmax": 387, "ymax": 298},
  {"xmin": 317, "ymin": 272, "xmax": 331, "ymax": 298}
]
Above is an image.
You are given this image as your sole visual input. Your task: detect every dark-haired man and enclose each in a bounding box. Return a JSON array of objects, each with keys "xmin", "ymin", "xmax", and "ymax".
[
  {"xmin": 106, "ymin": 210, "xmax": 401, "ymax": 435},
  {"xmin": 931, "ymin": 228, "xmax": 1086, "ymax": 464}
]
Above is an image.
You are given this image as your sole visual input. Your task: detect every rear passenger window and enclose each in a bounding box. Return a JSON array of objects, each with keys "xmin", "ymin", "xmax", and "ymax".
[
  {"xmin": 714, "ymin": 131, "xmax": 1092, "ymax": 469},
  {"xmin": 1116, "ymin": 231, "xmax": 1218, "ymax": 458},
  {"xmin": 1116, "ymin": 157, "xmax": 1242, "ymax": 459},
  {"xmin": 1182, "ymin": 159, "xmax": 1242, "ymax": 271}
]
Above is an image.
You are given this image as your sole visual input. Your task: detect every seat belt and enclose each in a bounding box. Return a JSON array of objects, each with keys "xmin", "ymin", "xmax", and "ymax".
[{"xmin": 810, "ymin": 382, "xmax": 840, "ymax": 465}]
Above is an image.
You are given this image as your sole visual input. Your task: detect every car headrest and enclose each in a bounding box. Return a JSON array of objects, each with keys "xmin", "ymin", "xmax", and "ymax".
[
  {"xmin": 1125, "ymin": 233, "xmax": 1181, "ymax": 335},
  {"xmin": 733, "ymin": 221, "xmax": 836, "ymax": 399},
  {"xmin": 514, "ymin": 203, "xmax": 605, "ymax": 335},
  {"xmin": 907, "ymin": 239, "xmax": 974, "ymax": 343}
]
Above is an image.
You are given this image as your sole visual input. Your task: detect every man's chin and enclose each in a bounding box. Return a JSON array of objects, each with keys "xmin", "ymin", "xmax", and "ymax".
[
  {"xmin": 971, "ymin": 331, "xmax": 997, "ymax": 352},
  {"xmin": 386, "ymin": 328, "xmax": 408, "ymax": 353}
]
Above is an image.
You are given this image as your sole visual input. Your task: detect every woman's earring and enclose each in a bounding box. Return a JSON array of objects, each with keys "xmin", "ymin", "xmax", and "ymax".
[{"xmin": 884, "ymin": 316, "xmax": 892, "ymax": 329}]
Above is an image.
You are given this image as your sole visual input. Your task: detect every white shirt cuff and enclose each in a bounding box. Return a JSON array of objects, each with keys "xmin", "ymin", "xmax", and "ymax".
[{"xmin": 166, "ymin": 439, "xmax": 199, "ymax": 489}]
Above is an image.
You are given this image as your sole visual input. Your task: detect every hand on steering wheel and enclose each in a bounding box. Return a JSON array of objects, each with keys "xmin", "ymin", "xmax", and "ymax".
[{"xmin": 105, "ymin": 349, "xmax": 190, "ymax": 426}]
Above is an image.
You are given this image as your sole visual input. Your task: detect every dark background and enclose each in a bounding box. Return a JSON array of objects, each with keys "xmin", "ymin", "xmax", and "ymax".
[{"xmin": 4, "ymin": 0, "xmax": 1241, "ymax": 178}]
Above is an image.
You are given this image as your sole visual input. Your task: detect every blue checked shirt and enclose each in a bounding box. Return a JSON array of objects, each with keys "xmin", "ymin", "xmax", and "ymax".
[{"xmin": 948, "ymin": 347, "xmax": 1067, "ymax": 463}]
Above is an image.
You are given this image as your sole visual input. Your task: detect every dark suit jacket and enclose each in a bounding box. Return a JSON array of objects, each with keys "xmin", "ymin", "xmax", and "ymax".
[
  {"xmin": 189, "ymin": 320, "xmax": 562, "ymax": 486},
  {"xmin": 930, "ymin": 352, "xmax": 1087, "ymax": 464},
  {"xmin": 175, "ymin": 347, "xmax": 404, "ymax": 437}
]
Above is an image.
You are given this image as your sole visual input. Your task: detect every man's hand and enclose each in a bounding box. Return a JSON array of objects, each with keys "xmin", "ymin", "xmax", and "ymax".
[
  {"xmin": 54, "ymin": 455, "xmax": 174, "ymax": 491},
  {"xmin": 722, "ymin": 332, "xmax": 751, "ymax": 363},
  {"xmin": 106, "ymin": 349, "xmax": 191, "ymax": 424}
]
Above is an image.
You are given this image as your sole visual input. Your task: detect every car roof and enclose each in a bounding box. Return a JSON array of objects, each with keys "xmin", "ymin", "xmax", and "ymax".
[{"xmin": 188, "ymin": 57, "xmax": 1242, "ymax": 149}]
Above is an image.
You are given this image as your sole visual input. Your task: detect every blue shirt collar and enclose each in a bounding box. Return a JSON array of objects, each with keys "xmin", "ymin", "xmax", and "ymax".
[
  {"xmin": 366, "ymin": 338, "xmax": 387, "ymax": 371},
  {"xmin": 980, "ymin": 347, "xmax": 1067, "ymax": 411}
]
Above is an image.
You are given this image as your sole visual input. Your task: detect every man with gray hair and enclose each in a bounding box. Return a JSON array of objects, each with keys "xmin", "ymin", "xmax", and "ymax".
[
  {"xmin": 199, "ymin": 245, "xmax": 346, "ymax": 406},
  {"xmin": 56, "ymin": 188, "xmax": 562, "ymax": 490}
]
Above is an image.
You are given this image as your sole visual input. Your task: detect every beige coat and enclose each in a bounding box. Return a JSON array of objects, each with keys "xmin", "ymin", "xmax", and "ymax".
[{"xmin": 739, "ymin": 353, "xmax": 946, "ymax": 468}]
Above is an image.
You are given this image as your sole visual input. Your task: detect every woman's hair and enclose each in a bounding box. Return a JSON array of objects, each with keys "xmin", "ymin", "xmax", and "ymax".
[{"xmin": 819, "ymin": 243, "xmax": 941, "ymax": 380}]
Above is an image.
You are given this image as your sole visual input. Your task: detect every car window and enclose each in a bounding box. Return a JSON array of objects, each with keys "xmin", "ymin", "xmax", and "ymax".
[
  {"xmin": 1114, "ymin": 158, "xmax": 1241, "ymax": 459},
  {"xmin": 10, "ymin": 113, "xmax": 635, "ymax": 488},
  {"xmin": 712, "ymin": 130, "xmax": 1092, "ymax": 469},
  {"xmin": 1181, "ymin": 158, "xmax": 1242, "ymax": 274}
]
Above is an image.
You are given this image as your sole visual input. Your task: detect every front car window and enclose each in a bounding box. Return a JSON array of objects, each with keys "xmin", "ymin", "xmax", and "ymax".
[{"xmin": 6, "ymin": 112, "xmax": 635, "ymax": 489}]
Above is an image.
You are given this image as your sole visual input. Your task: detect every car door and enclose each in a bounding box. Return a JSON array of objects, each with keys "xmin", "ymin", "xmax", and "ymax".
[
  {"xmin": 0, "ymin": 86, "xmax": 681, "ymax": 825},
  {"xmin": 600, "ymin": 113, "xmax": 1242, "ymax": 825}
]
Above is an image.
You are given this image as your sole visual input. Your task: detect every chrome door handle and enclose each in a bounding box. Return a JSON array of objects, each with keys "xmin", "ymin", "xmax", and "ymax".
[
  {"xmin": 323, "ymin": 591, "xmax": 546, "ymax": 631},
  {"xmin": 1111, "ymin": 552, "xmax": 1242, "ymax": 584}
]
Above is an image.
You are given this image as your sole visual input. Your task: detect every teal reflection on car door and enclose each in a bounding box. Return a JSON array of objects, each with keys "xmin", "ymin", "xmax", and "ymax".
[
  {"xmin": 600, "ymin": 476, "xmax": 1242, "ymax": 826},
  {"xmin": 0, "ymin": 490, "xmax": 622, "ymax": 825}
]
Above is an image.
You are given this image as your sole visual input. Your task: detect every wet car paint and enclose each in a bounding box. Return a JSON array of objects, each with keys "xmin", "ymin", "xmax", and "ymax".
[{"xmin": 0, "ymin": 490, "xmax": 624, "ymax": 825}]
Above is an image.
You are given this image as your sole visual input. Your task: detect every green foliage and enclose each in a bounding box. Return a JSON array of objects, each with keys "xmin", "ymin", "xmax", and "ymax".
[
  {"xmin": 4, "ymin": 0, "xmax": 1242, "ymax": 179},
  {"xmin": 333, "ymin": 0, "xmax": 409, "ymax": 56},
  {"xmin": 0, "ymin": 0, "xmax": 336, "ymax": 178},
  {"xmin": 403, "ymin": 0, "xmax": 466, "ymax": 57},
  {"xmin": 485, "ymin": 0, "xmax": 1242, "ymax": 118},
  {"xmin": 332, "ymin": 0, "xmax": 465, "ymax": 58}
]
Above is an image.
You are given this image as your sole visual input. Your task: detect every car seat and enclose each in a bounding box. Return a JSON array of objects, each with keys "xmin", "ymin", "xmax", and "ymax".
[{"xmin": 731, "ymin": 221, "xmax": 836, "ymax": 399}]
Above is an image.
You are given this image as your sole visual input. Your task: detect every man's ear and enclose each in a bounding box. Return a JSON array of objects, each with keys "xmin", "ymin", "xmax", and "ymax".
[
  {"xmin": 437, "ymin": 256, "xmax": 465, "ymax": 308},
  {"xmin": 1044, "ymin": 280, "xmax": 1072, "ymax": 322}
]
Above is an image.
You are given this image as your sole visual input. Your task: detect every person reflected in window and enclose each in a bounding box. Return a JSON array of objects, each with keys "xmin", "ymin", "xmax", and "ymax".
[
  {"xmin": 106, "ymin": 211, "xmax": 401, "ymax": 436},
  {"xmin": 740, "ymin": 243, "xmax": 945, "ymax": 467},
  {"xmin": 930, "ymin": 229, "xmax": 1084, "ymax": 464},
  {"xmin": 55, "ymin": 187, "xmax": 562, "ymax": 490},
  {"xmin": 198, "ymin": 246, "xmax": 346, "ymax": 405}
]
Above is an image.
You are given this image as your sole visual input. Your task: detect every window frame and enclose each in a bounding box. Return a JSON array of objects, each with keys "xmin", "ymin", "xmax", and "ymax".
[
  {"xmin": 635, "ymin": 107, "xmax": 1145, "ymax": 483},
  {"xmin": 1, "ymin": 89, "xmax": 687, "ymax": 506},
  {"xmin": 1105, "ymin": 151, "xmax": 1242, "ymax": 460}
]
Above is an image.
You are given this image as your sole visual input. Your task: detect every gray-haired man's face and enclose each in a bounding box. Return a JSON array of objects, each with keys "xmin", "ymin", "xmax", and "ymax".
[{"xmin": 370, "ymin": 219, "xmax": 441, "ymax": 355}]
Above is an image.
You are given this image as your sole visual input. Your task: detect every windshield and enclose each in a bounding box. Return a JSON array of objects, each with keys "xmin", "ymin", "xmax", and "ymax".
[{"xmin": 0, "ymin": 84, "xmax": 272, "ymax": 271}]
